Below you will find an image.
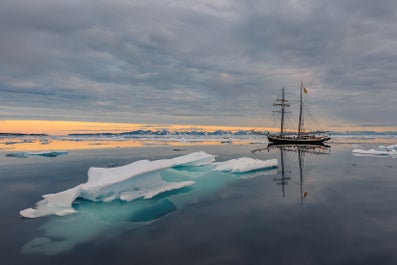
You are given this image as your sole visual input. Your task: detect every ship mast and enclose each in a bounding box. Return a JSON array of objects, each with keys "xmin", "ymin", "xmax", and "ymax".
[
  {"xmin": 274, "ymin": 87, "xmax": 290, "ymax": 135},
  {"xmin": 297, "ymin": 82, "xmax": 304, "ymax": 138}
]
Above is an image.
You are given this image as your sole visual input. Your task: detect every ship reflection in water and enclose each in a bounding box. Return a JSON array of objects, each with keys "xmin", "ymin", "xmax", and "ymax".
[{"xmin": 253, "ymin": 143, "xmax": 330, "ymax": 203}]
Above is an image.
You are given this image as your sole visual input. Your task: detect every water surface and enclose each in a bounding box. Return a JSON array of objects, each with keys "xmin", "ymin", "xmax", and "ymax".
[{"xmin": 1, "ymin": 143, "xmax": 397, "ymax": 265}]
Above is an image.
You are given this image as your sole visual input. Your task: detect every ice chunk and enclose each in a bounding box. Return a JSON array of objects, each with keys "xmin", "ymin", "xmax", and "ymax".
[
  {"xmin": 214, "ymin": 157, "xmax": 278, "ymax": 172},
  {"xmin": 34, "ymin": 151, "xmax": 68, "ymax": 157},
  {"xmin": 20, "ymin": 185, "xmax": 83, "ymax": 218},
  {"xmin": 6, "ymin": 153, "xmax": 30, "ymax": 158},
  {"xmin": 378, "ymin": 144, "xmax": 397, "ymax": 151},
  {"xmin": 6, "ymin": 151, "xmax": 68, "ymax": 158},
  {"xmin": 20, "ymin": 153, "xmax": 280, "ymax": 254},
  {"xmin": 81, "ymin": 151, "xmax": 215, "ymax": 202},
  {"xmin": 20, "ymin": 152, "xmax": 216, "ymax": 218},
  {"xmin": 120, "ymin": 180, "xmax": 194, "ymax": 201},
  {"xmin": 85, "ymin": 151, "xmax": 214, "ymax": 189},
  {"xmin": 20, "ymin": 151, "xmax": 278, "ymax": 219},
  {"xmin": 81, "ymin": 169, "xmax": 195, "ymax": 202},
  {"xmin": 352, "ymin": 144, "xmax": 397, "ymax": 158},
  {"xmin": 171, "ymin": 151, "xmax": 216, "ymax": 166}
]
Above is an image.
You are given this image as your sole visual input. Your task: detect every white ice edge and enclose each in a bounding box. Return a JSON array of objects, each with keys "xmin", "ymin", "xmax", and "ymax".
[
  {"xmin": 352, "ymin": 144, "xmax": 397, "ymax": 157},
  {"xmin": 214, "ymin": 158, "xmax": 278, "ymax": 172},
  {"xmin": 19, "ymin": 185, "xmax": 83, "ymax": 218},
  {"xmin": 20, "ymin": 151, "xmax": 278, "ymax": 219}
]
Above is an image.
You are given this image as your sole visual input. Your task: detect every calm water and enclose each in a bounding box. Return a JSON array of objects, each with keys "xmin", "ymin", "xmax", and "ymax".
[{"xmin": 1, "ymin": 143, "xmax": 397, "ymax": 265}]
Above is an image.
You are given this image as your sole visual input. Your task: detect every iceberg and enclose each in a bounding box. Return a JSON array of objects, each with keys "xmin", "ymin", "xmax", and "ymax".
[
  {"xmin": 20, "ymin": 151, "xmax": 215, "ymax": 218},
  {"xmin": 6, "ymin": 151, "xmax": 68, "ymax": 158},
  {"xmin": 352, "ymin": 144, "xmax": 397, "ymax": 158},
  {"xmin": 20, "ymin": 151, "xmax": 279, "ymax": 255},
  {"xmin": 214, "ymin": 157, "xmax": 278, "ymax": 172},
  {"xmin": 20, "ymin": 152, "xmax": 277, "ymax": 219},
  {"xmin": 20, "ymin": 185, "xmax": 83, "ymax": 218}
]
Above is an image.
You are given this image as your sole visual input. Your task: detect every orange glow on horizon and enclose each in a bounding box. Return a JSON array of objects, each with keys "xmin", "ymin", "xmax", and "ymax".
[
  {"xmin": 0, "ymin": 120, "xmax": 271, "ymax": 136},
  {"xmin": 1, "ymin": 120, "xmax": 395, "ymax": 136}
]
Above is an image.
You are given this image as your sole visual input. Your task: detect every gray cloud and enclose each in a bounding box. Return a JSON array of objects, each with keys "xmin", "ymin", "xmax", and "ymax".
[{"xmin": 0, "ymin": 0, "xmax": 396, "ymax": 129}]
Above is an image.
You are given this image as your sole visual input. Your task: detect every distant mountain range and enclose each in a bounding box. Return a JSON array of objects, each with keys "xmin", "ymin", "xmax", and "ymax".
[
  {"xmin": 1, "ymin": 130, "xmax": 397, "ymax": 138},
  {"xmin": 67, "ymin": 130, "xmax": 397, "ymax": 137},
  {"xmin": 68, "ymin": 129, "xmax": 257, "ymax": 137}
]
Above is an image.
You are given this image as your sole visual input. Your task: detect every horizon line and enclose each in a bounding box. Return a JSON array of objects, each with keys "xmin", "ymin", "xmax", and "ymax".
[{"xmin": 1, "ymin": 119, "xmax": 396, "ymax": 136}]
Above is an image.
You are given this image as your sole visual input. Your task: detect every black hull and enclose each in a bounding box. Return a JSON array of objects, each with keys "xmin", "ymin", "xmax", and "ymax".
[{"xmin": 268, "ymin": 135, "xmax": 330, "ymax": 145}]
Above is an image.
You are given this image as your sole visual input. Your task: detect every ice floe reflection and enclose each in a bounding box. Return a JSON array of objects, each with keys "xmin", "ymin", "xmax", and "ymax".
[{"xmin": 21, "ymin": 151, "xmax": 278, "ymax": 255}]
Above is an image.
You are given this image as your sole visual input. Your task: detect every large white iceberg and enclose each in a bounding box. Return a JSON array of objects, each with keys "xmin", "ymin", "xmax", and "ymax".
[
  {"xmin": 21, "ymin": 151, "xmax": 279, "ymax": 255},
  {"xmin": 20, "ymin": 152, "xmax": 277, "ymax": 219},
  {"xmin": 352, "ymin": 144, "xmax": 397, "ymax": 158}
]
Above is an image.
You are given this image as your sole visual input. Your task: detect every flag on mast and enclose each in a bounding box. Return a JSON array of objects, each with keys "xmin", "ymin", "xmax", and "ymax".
[{"xmin": 303, "ymin": 86, "xmax": 308, "ymax": 93}]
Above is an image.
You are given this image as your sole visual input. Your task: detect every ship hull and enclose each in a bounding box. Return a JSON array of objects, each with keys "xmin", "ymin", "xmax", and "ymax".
[{"xmin": 267, "ymin": 135, "xmax": 330, "ymax": 145}]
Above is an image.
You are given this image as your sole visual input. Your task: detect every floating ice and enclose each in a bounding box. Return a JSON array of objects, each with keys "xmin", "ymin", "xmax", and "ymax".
[
  {"xmin": 214, "ymin": 157, "xmax": 278, "ymax": 172},
  {"xmin": 352, "ymin": 144, "xmax": 397, "ymax": 158},
  {"xmin": 379, "ymin": 144, "xmax": 397, "ymax": 150},
  {"xmin": 20, "ymin": 152, "xmax": 278, "ymax": 220},
  {"xmin": 21, "ymin": 151, "xmax": 279, "ymax": 255},
  {"xmin": 6, "ymin": 151, "xmax": 68, "ymax": 158},
  {"xmin": 20, "ymin": 185, "xmax": 83, "ymax": 218},
  {"xmin": 20, "ymin": 151, "xmax": 214, "ymax": 218}
]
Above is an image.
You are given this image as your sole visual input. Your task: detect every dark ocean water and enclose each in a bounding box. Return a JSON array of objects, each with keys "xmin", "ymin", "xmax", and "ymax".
[{"xmin": 1, "ymin": 143, "xmax": 397, "ymax": 265}]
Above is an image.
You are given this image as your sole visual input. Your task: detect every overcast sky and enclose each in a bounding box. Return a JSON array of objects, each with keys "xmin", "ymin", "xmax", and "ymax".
[{"xmin": 0, "ymin": 0, "xmax": 396, "ymax": 130}]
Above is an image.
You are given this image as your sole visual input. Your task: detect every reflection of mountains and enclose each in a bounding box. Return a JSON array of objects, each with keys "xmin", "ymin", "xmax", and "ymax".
[{"xmin": 255, "ymin": 144, "xmax": 330, "ymax": 202}]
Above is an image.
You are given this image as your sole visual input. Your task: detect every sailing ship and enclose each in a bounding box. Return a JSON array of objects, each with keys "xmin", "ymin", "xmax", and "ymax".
[{"xmin": 267, "ymin": 83, "xmax": 330, "ymax": 145}]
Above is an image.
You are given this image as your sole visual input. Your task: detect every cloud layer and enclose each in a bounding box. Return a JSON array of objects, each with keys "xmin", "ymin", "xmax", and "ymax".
[{"xmin": 0, "ymin": 0, "xmax": 396, "ymax": 129}]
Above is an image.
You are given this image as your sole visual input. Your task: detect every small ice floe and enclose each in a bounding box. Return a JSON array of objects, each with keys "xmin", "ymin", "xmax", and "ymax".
[
  {"xmin": 5, "ymin": 141, "xmax": 20, "ymax": 145},
  {"xmin": 249, "ymin": 140, "xmax": 268, "ymax": 144},
  {"xmin": 214, "ymin": 157, "xmax": 278, "ymax": 173},
  {"xmin": 220, "ymin": 139, "xmax": 232, "ymax": 144},
  {"xmin": 6, "ymin": 151, "xmax": 68, "ymax": 158},
  {"xmin": 20, "ymin": 151, "xmax": 278, "ymax": 219},
  {"xmin": 107, "ymin": 162, "xmax": 119, "ymax": 168},
  {"xmin": 40, "ymin": 139, "xmax": 51, "ymax": 145},
  {"xmin": 173, "ymin": 148, "xmax": 187, "ymax": 151},
  {"xmin": 352, "ymin": 144, "xmax": 397, "ymax": 158}
]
